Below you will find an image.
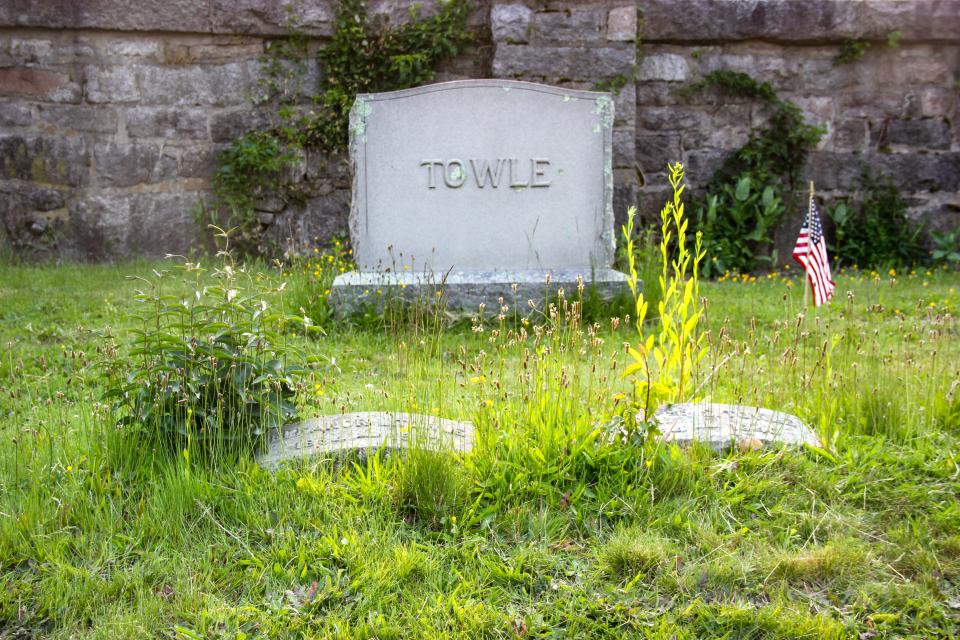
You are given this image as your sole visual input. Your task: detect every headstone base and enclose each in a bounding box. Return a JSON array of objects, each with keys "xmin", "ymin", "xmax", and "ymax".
[{"xmin": 330, "ymin": 268, "xmax": 630, "ymax": 316}]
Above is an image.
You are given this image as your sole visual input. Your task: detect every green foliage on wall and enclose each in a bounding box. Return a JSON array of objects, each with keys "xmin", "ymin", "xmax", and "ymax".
[
  {"xmin": 207, "ymin": 0, "xmax": 472, "ymax": 256},
  {"xmin": 826, "ymin": 169, "xmax": 925, "ymax": 269},
  {"xmin": 833, "ymin": 39, "xmax": 870, "ymax": 66},
  {"xmin": 683, "ymin": 71, "xmax": 825, "ymax": 276}
]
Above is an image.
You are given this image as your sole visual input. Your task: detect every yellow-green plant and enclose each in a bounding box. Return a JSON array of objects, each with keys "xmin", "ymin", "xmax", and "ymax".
[{"xmin": 623, "ymin": 162, "xmax": 708, "ymax": 419}]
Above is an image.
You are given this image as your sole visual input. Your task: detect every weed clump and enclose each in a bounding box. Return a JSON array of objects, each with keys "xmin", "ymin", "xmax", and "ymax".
[
  {"xmin": 599, "ymin": 528, "xmax": 676, "ymax": 581},
  {"xmin": 393, "ymin": 446, "xmax": 465, "ymax": 529},
  {"xmin": 770, "ymin": 539, "xmax": 870, "ymax": 586}
]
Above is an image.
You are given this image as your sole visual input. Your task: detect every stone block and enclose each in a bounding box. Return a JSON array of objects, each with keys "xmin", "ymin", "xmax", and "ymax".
[
  {"xmin": 613, "ymin": 128, "xmax": 635, "ymax": 168},
  {"xmin": 139, "ymin": 62, "xmax": 255, "ymax": 106},
  {"xmin": 126, "ymin": 107, "xmax": 209, "ymax": 140},
  {"xmin": 533, "ymin": 9, "xmax": 604, "ymax": 44},
  {"xmin": 0, "ymin": 102, "xmax": 31, "ymax": 127},
  {"xmin": 641, "ymin": 0, "xmax": 960, "ymax": 43},
  {"xmin": 175, "ymin": 42, "xmax": 264, "ymax": 64},
  {"xmin": 305, "ymin": 149, "xmax": 350, "ymax": 186},
  {"xmin": 0, "ymin": 182, "xmax": 66, "ymax": 256},
  {"xmin": 93, "ymin": 142, "xmax": 162, "ymax": 187},
  {"xmin": 876, "ymin": 118, "xmax": 951, "ymax": 150},
  {"xmin": 213, "ymin": 0, "xmax": 333, "ymax": 37},
  {"xmin": 494, "ymin": 44, "xmax": 634, "ymax": 81},
  {"xmin": 918, "ymin": 89, "xmax": 956, "ymax": 119},
  {"xmin": 636, "ymin": 184, "xmax": 672, "ymax": 225},
  {"xmin": 0, "ymin": 68, "xmax": 81, "ymax": 102},
  {"xmin": 872, "ymin": 152, "xmax": 960, "ymax": 192},
  {"xmin": 636, "ymin": 133, "xmax": 682, "ymax": 177},
  {"xmin": 103, "ymin": 40, "xmax": 164, "ymax": 59},
  {"xmin": 875, "ymin": 51, "xmax": 951, "ymax": 88},
  {"xmin": 607, "ymin": 5, "xmax": 636, "ymax": 42},
  {"xmin": 613, "ymin": 177, "xmax": 638, "ymax": 232},
  {"xmin": 684, "ymin": 149, "xmax": 730, "ymax": 188},
  {"xmin": 805, "ymin": 152, "xmax": 864, "ymax": 191},
  {"xmin": 50, "ymin": 41, "xmax": 97, "ymax": 64},
  {"xmin": 9, "ymin": 38, "xmax": 54, "ymax": 64},
  {"xmin": 491, "ymin": 4, "xmax": 533, "ymax": 43},
  {"xmin": 612, "ymin": 82, "xmax": 635, "ymax": 128},
  {"xmin": 836, "ymin": 91, "xmax": 911, "ymax": 121},
  {"xmin": 67, "ymin": 191, "xmax": 201, "ymax": 260},
  {"xmin": 264, "ymin": 189, "xmax": 350, "ymax": 251},
  {"xmin": 36, "ymin": 104, "xmax": 118, "ymax": 134},
  {"xmin": 683, "ymin": 124, "xmax": 751, "ymax": 151},
  {"xmin": 179, "ymin": 145, "xmax": 221, "ymax": 178},
  {"xmin": 831, "ymin": 119, "xmax": 868, "ymax": 152},
  {"xmin": 637, "ymin": 53, "xmax": 689, "ymax": 82},
  {"xmin": 0, "ymin": 135, "xmax": 88, "ymax": 186},
  {"xmin": 84, "ymin": 65, "xmax": 140, "ymax": 103},
  {"xmin": 0, "ymin": 181, "xmax": 65, "ymax": 212},
  {"xmin": 209, "ymin": 108, "xmax": 272, "ymax": 142},
  {"xmin": 637, "ymin": 105, "xmax": 712, "ymax": 133}
]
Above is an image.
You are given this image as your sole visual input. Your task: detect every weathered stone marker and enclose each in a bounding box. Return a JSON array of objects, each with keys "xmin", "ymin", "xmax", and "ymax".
[
  {"xmin": 653, "ymin": 403, "xmax": 819, "ymax": 450},
  {"xmin": 331, "ymin": 79, "xmax": 628, "ymax": 313},
  {"xmin": 257, "ymin": 412, "xmax": 474, "ymax": 470}
]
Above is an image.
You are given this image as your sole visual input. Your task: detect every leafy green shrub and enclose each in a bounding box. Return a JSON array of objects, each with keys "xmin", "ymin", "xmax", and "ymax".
[
  {"xmin": 683, "ymin": 71, "xmax": 824, "ymax": 276},
  {"xmin": 698, "ymin": 173, "xmax": 784, "ymax": 274},
  {"xmin": 930, "ymin": 228, "xmax": 960, "ymax": 267},
  {"xmin": 313, "ymin": 0, "xmax": 472, "ymax": 151},
  {"xmin": 206, "ymin": 131, "xmax": 301, "ymax": 256},
  {"xmin": 826, "ymin": 169, "xmax": 925, "ymax": 269},
  {"xmin": 104, "ymin": 259, "xmax": 309, "ymax": 456}
]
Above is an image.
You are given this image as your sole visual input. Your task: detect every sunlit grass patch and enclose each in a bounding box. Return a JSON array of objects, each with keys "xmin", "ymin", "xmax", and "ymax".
[
  {"xmin": 767, "ymin": 538, "xmax": 871, "ymax": 586},
  {"xmin": 1, "ymin": 260, "xmax": 958, "ymax": 638},
  {"xmin": 599, "ymin": 527, "xmax": 677, "ymax": 582}
]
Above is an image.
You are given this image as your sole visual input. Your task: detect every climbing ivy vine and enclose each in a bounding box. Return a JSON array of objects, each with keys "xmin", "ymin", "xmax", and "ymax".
[
  {"xmin": 207, "ymin": 0, "xmax": 472, "ymax": 256},
  {"xmin": 681, "ymin": 71, "xmax": 825, "ymax": 275}
]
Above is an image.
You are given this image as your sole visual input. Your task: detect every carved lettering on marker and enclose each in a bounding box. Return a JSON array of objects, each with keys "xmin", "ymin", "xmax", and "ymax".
[
  {"xmin": 421, "ymin": 158, "xmax": 551, "ymax": 189},
  {"xmin": 531, "ymin": 158, "xmax": 550, "ymax": 188},
  {"xmin": 420, "ymin": 159, "xmax": 442, "ymax": 189},
  {"xmin": 444, "ymin": 159, "xmax": 467, "ymax": 188},
  {"xmin": 508, "ymin": 158, "xmax": 528, "ymax": 188},
  {"xmin": 470, "ymin": 158, "xmax": 505, "ymax": 188}
]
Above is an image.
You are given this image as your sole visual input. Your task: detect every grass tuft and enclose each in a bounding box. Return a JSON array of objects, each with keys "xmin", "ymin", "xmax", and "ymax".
[{"xmin": 599, "ymin": 527, "xmax": 676, "ymax": 581}]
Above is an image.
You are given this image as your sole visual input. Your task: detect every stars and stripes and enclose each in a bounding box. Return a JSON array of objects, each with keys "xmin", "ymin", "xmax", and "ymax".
[{"xmin": 792, "ymin": 189, "xmax": 835, "ymax": 307}]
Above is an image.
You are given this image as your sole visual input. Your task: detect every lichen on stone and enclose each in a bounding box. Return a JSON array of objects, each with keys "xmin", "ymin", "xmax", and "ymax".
[
  {"xmin": 350, "ymin": 97, "xmax": 373, "ymax": 138},
  {"xmin": 592, "ymin": 95, "xmax": 614, "ymax": 134}
]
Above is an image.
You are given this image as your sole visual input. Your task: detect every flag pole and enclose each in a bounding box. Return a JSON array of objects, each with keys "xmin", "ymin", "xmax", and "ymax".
[{"xmin": 803, "ymin": 181, "xmax": 815, "ymax": 310}]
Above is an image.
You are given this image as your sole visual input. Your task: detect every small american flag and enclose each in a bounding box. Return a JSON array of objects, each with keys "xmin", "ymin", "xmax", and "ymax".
[{"xmin": 792, "ymin": 188, "xmax": 835, "ymax": 307}]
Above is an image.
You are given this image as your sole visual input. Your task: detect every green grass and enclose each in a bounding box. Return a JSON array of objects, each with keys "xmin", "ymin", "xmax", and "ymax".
[{"xmin": 1, "ymin": 261, "xmax": 959, "ymax": 638}]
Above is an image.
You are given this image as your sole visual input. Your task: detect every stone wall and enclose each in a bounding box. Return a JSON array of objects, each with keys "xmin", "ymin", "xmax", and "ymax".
[{"xmin": 0, "ymin": 0, "xmax": 957, "ymax": 261}]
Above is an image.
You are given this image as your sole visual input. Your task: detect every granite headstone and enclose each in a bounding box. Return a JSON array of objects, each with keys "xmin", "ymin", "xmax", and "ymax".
[{"xmin": 331, "ymin": 79, "xmax": 628, "ymax": 313}]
